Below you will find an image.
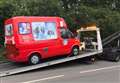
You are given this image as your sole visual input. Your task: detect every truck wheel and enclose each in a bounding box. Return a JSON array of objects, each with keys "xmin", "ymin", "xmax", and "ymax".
[
  {"xmin": 72, "ymin": 46, "xmax": 79, "ymax": 56},
  {"xmin": 85, "ymin": 56, "xmax": 96, "ymax": 64},
  {"xmin": 114, "ymin": 55, "xmax": 120, "ymax": 62},
  {"xmin": 89, "ymin": 56, "xmax": 96, "ymax": 64},
  {"xmin": 29, "ymin": 54, "xmax": 41, "ymax": 65}
]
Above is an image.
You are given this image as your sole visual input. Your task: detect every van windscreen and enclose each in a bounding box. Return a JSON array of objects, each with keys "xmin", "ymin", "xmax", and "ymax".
[{"xmin": 5, "ymin": 24, "xmax": 13, "ymax": 36}]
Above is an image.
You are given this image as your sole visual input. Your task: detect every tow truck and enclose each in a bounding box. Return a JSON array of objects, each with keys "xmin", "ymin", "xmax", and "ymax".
[{"xmin": 0, "ymin": 22, "xmax": 103, "ymax": 77}]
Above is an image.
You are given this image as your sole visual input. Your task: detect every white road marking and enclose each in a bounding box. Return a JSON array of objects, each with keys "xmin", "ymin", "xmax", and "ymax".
[
  {"xmin": 80, "ymin": 65, "xmax": 120, "ymax": 74},
  {"xmin": 21, "ymin": 65, "xmax": 120, "ymax": 83},
  {"xmin": 22, "ymin": 75, "xmax": 64, "ymax": 83}
]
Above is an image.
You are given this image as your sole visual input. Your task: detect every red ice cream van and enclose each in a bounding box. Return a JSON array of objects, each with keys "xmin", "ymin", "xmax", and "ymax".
[{"xmin": 5, "ymin": 16, "xmax": 80, "ymax": 65}]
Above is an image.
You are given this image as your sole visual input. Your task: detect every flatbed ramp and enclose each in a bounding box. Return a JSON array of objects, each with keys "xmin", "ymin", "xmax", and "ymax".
[{"xmin": 0, "ymin": 50, "xmax": 102, "ymax": 77}]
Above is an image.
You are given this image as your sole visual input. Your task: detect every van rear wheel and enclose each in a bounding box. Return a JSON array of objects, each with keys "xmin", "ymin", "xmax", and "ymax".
[
  {"xmin": 29, "ymin": 54, "xmax": 40, "ymax": 65},
  {"xmin": 71, "ymin": 46, "xmax": 79, "ymax": 56}
]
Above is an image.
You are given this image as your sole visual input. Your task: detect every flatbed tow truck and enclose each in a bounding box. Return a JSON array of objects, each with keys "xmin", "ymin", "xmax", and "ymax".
[{"xmin": 0, "ymin": 25, "xmax": 103, "ymax": 77}]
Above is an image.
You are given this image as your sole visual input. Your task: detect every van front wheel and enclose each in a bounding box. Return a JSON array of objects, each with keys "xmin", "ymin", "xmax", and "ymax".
[
  {"xmin": 71, "ymin": 46, "xmax": 79, "ymax": 56},
  {"xmin": 29, "ymin": 54, "xmax": 40, "ymax": 65}
]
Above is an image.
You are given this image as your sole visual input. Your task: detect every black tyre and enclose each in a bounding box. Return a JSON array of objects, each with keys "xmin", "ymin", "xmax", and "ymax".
[
  {"xmin": 84, "ymin": 56, "xmax": 96, "ymax": 64},
  {"xmin": 88, "ymin": 56, "xmax": 96, "ymax": 64},
  {"xmin": 29, "ymin": 54, "xmax": 41, "ymax": 65},
  {"xmin": 71, "ymin": 46, "xmax": 79, "ymax": 56}
]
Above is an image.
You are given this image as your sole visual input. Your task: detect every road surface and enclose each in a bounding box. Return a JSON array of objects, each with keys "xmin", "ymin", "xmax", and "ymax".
[{"xmin": 0, "ymin": 60, "xmax": 120, "ymax": 83}]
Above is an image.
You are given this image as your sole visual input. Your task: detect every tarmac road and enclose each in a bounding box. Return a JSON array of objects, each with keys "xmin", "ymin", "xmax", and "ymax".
[{"xmin": 0, "ymin": 60, "xmax": 120, "ymax": 83}]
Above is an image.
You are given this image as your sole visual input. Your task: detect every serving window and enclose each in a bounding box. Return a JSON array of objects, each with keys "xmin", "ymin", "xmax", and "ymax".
[{"xmin": 32, "ymin": 22, "xmax": 57, "ymax": 40}]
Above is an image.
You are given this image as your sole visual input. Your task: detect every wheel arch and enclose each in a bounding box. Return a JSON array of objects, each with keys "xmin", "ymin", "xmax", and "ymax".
[
  {"xmin": 27, "ymin": 51, "xmax": 42, "ymax": 60},
  {"xmin": 70, "ymin": 45, "xmax": 80, "ymax": 55},
  {"xmin": 72, "ymin": 45, "xmax": 79, "ymax": 50}
]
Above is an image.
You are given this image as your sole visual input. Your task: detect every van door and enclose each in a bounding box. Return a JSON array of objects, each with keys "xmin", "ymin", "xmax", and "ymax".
[
  {"xmin": 5, "ymin": 24, "xmax": 18, "ymax": 56},
  {"xmin": 5, "ymin": 24, "xmax": 15, "ymax": 45},
  {"xmin": 60, "ymin": 28, "xmax": 74, "ymax": 55}
]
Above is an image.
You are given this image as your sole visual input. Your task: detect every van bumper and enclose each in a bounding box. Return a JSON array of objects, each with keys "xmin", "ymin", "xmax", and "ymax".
[{"xmin": 6, "ymin": 54, "xmax": 28, "ymax": 62}]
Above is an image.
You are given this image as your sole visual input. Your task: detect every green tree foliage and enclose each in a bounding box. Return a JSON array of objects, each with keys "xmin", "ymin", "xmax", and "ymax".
[
  {"xmin": 0, "ymin": 0, "xmax": 120, "ymax": 44},
  {"xmin": 60, "ymin": 0, "xmax": 120, "ymax": 38}
]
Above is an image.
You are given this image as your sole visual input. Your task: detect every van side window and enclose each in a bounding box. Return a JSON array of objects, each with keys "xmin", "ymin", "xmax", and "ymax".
[
  {"xmin": 68, "ymin": 30, "xmax": 75, "ymax": 38},
  {"xmin": 32, "ymin": 22, "xmax": 57, "ymax": 40},
  {"xmin": 60, "ymin": 28, "xmax": 74, "ymax": 39},
  {"xmin": 18, "ymin": 23, "xmax": 31, "ymax": 34},
  {"xmin": 60, "ymin": 28, "xmax": 69, "ymax": 39}
]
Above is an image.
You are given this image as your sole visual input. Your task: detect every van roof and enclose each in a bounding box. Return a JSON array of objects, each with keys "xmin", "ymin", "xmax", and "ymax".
[
  {"xmin": 5, "ymin": 16, "xmax": 64, "ymax": 24},
  {"xmin": 5, "ymin": 16, "xmax": 67, "ymax": 28},
  {"xmin": 10, "ymin": 16, "xmax": 62, "ymax": 20}
]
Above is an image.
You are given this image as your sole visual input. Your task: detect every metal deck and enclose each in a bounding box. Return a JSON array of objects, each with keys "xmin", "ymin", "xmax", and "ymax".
[{"xmin": 0, "ymin": 50, "xmax": 102, "ymax": 77}]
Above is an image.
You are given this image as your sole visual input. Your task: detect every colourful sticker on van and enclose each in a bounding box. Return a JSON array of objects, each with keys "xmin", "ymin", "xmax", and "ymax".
[{"xmin": 32, "ymin": 22, "xmax": 57, "ymax": 40}]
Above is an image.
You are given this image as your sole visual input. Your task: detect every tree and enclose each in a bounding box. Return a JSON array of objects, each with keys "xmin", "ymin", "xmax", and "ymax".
[{"xmin": 0, "ymin": 0, "xmax": 120, "ymax": 45}]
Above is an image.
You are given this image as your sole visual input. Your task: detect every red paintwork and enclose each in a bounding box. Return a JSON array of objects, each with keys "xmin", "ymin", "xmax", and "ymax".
[{"xmin": 5, "ymin": 16, "xmax": 80, "ymax": 62}]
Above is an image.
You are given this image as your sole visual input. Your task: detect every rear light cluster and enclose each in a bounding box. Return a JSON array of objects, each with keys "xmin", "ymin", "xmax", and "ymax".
[{"xmin": 5, "ymin": 37, "xmax": 15, "ymax": 45}]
